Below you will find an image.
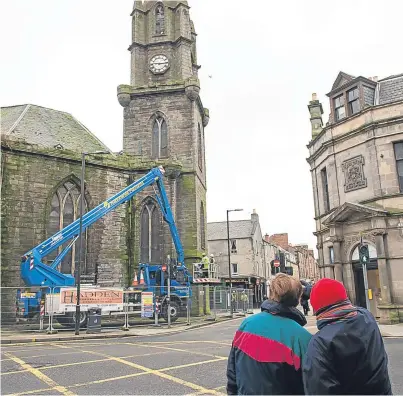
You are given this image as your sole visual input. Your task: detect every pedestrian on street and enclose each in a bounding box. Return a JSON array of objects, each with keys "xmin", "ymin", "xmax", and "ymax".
[
  {"xmin": 226, "ymin": 273, "xmax": 311, "ymax": 395},
  {"xmin": 300, "ymin": 281, "xmax": 312, "ymax": 316},
  {"xmin": 302, "ymin": 278, "xmax": 392, "ymax": 395},
  {"xmin": 240, "ymin": 290, "xmax": 248, "ymax": 314}
]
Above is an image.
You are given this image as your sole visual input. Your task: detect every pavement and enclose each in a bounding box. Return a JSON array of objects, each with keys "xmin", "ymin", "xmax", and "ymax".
[
  {"xmin": 2, "ymin": 309, "xmax": 403, "ymax": 345},
  {"xmin": 2, "ymin": 315, "xmax": 403, "ymax": 396},
  {"xmin": 0, "ymin": 314, "xmax": 242, "ymax": 345}
]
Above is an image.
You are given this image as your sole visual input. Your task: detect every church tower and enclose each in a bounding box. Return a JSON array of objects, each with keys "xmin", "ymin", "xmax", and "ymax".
[{"xmin": 117, "ymin": 0, "xmax": 209, "ymax": 267}]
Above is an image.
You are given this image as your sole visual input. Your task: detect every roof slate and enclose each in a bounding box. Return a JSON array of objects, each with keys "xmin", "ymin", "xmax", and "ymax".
[
  {"xmin": 378, "ymin": 74, "xmax": 403, "ymax": 105},
  {"xmin": 1, "ymin": 104, "xmax": 111, "ymax": 153},
  {"xmin": 207, "ymin": 220, "xmax": 253, "ymax": 240}
]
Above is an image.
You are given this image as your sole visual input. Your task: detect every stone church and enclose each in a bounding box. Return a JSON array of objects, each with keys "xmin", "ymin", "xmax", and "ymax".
[
  {"xmin": 307, "ymin": 72, "xmax": 403, "ymax": 323},
  {"xmin": 1, "ymin": 1, "xmax": 209, "ymax": 298}
]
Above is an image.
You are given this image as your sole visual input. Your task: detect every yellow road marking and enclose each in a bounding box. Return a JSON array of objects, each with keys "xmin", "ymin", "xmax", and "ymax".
[
  {"xmin": 1, "ymin": 317, "xmax": 242, "ymax": 347},
  {"xmin": 1, "ymin": 351, "xmax": 83, "ymax": 362},
  {"xmin": 1, "ymin": 350, "xmax": 171, "ymax": 376},
  {"xmin": 3, "ymin": 352, "xmax": 75, "ymax": 396},
  {"xmin": 134, "ymin": 342, "xmax": 227, "ymax": 359},
  {"xmin": 5, "ymin": 353, "xmax": 226, "ymax": 395},
  {"xmin": 78, "ymin": 349, "xmax": 220, "ymax": 395},
  {"xmin": 46, "ymin": 340, "xmax": 227, "ymax": 361}
]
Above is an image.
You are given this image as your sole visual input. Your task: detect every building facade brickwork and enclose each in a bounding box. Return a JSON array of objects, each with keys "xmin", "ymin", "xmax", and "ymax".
[{"xmin": 307, "ymin": 71, "xmax": 403, "ymax": 323}]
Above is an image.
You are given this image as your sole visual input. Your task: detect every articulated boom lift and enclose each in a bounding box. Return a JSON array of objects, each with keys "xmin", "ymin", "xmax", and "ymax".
[
  {"xmin": 18, "ymin": 166, "xmax": 192, "ymax": 324},
  {"xmin": 21, "ymin": 166, "xmax": 185, "ymax": 287}
]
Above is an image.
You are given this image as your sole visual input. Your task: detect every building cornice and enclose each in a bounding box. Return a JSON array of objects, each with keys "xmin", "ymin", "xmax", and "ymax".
[
  {"xmin": 307, "ymin": 99, "xmax": 403, "ymax": 151},
  {"xmin": 128, "ymin": 36, "xmax": 193, "ymax": 51},
  {"xmin": 307, "ymin": 114, "xmax": 403, "ymax": 165}
]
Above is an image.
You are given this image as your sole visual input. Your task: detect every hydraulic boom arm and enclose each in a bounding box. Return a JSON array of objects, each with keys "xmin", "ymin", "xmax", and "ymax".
[{"xmin": 21, "ymin": 166, "xmax": 185, "ymax": 287}]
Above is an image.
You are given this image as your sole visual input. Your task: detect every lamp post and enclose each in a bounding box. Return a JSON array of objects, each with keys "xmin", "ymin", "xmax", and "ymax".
[
  {"xmin": 227, "ymin": 209, "xmax": 243, "ymax": 317},
  {"xmin": 75, "ymin": 150, "xmax": 110, "ymax": 335}
]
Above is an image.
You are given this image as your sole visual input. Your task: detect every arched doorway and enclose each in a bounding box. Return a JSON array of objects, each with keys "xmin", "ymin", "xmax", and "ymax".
[{"xmin": 351, "ymin": 243, "xmax": 380, "ymax": 317}]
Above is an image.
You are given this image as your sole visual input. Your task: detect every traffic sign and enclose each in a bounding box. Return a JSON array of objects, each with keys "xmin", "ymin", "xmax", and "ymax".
[{"xmin": 274, "ymin": 259, "xmax": 280, "ymax": 268}]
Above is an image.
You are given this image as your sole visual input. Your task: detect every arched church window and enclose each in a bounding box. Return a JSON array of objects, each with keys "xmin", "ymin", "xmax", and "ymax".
[
  {"xmin": 200, "ymin": 201, "xmax": 205, "ymax": 250},
  {"xmin": 155, "ymin": 4, "xmax": 165, "ymax": 35},
  {"xmin": 198, "ymin": 123, "xmax": 203, "ymax": 171},
  {"xmin": 140, "ymin": 199, "xmax": 163, "ymax": 264},
  {"xmin": 152, "ymin": 116, "xmax": 168, "ymax": 159},
  {"xmin": 46, "ymin": 181, "xmax": 88, "ymax": 275}
]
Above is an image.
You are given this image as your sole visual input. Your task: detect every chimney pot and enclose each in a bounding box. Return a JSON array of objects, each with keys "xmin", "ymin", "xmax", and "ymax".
[{"xmin": 312, "ymin": 93, "xmax": 317, "ymax": 101}]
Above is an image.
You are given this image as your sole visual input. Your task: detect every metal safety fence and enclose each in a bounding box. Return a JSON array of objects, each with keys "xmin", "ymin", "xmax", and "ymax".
[{"xmin": 1, "ymin": 285, "xmax": 254, "ymax": 337}]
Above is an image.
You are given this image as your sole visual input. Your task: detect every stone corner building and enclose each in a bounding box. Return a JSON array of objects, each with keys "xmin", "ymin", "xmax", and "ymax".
[
  {"xmin": 1, "ymin": 1, "xmax": 209, "ymax": 299},
  {"xmin": 307, "ymin": 71, "xmax": 403, "ymax": 323}
]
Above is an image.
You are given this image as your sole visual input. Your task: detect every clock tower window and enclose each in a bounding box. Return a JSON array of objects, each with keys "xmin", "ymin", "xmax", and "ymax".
[
  {"xmin": 155, "ymin": 4, "xmax": 165, "ymax": 35},
  {"xmin": 152, "ymin": 116, "xmax": 168, "ymax": 159}
]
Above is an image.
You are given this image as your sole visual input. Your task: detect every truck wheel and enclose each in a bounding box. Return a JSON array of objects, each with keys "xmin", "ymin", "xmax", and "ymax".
[
  {"xmin": 72, "ymin": 311, "xmax": 88, "ymax": 327},
  {"xmin": 162, "ymin": 301, "xmax": 179, "ymax": 322},
  {"xmin": 56, "ymin": 312, "xmax": 87, "ymax": 328}
]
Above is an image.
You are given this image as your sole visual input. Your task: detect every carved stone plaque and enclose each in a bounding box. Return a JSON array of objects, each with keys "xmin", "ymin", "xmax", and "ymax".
[{"xmin": 342, "ymin": 155, "xmax": 367, "ymax": 192}]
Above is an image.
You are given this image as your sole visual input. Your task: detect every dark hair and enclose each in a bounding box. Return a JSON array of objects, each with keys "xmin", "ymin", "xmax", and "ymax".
[{"xmin": 270, "ymin": 273, "xmax": 303, "ymax": 307}]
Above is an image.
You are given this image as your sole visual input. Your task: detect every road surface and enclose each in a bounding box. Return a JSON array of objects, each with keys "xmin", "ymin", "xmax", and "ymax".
[{"xmin": 1, "ymin": 317, "xmax": 402, "ymax": 395}]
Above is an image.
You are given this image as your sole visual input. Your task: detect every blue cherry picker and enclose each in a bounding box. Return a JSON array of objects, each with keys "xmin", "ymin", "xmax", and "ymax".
[{"xmin": 17, "ymin": 166, "xmax": 193, "ymax": 327}]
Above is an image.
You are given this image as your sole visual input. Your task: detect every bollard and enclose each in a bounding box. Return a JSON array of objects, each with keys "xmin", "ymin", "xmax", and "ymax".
[
  {"xmin": 186, "ymin": 288, "xmax": 191, "ymax": 326},
  {"xmin": 121, "ymin": 293, "xmax": 130, "ymax": 331},
  {"xmin": 39, "ymin": 300, "xmax": 45, "ymax": 331}
]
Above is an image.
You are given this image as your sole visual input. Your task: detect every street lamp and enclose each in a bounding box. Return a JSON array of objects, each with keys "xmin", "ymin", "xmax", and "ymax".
[
  {"xmin": 227, "ymin": 209, "xmax": 243, "ymax": 317},
  {"xmin": 75, "ymin": 150, "xmax": 110, "ymax": 335}
]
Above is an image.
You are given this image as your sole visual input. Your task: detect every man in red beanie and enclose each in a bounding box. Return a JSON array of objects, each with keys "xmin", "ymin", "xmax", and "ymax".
[{"xmin": 302, "ymin": 278, "xmax": 392, "ymax": 395}]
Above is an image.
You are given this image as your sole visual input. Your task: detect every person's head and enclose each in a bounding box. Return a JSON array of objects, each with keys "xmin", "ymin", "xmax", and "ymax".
[
  {"xmin": 210, "ymin": 254, "xmax": 214, "ymax": 257},
  {"xmin": 269, "ymin": 273, "xmax": 302, "ymax": 307},
  {"xmin": 310, "ymin": 278, "xmax": 348, "ymax": 313}
]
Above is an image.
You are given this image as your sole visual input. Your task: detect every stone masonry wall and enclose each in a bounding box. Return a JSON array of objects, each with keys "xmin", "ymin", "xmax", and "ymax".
[
  {"xmin": 1, "ymin": 149, "xmax": 129, "ymax": 317},
  {"xmin": 123, "ymin": 93, "xmax": 194, "ymax": 170}
]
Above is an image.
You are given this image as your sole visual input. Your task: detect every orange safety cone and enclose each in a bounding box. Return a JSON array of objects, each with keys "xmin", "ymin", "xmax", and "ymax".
[
  {"xmin": 139, "ymin": 270, "xmax": 145, "ymax": 285},
  {"xmin": 132, "ymin": 272, "xmax": 138, "ymax": 286}
]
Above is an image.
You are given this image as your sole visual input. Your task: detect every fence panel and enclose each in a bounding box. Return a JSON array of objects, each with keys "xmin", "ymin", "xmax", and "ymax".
[{"xmin": 2, "ymin": 284, "xmax": 256, "ymax": 338}]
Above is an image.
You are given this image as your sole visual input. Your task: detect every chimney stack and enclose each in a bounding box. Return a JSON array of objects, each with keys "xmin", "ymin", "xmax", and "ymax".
[
  {"xmin": 251, "ymin": 209, "xmax": 259, "ymax": 224},
  {"xmin": 308, "ymin": 93, "xmax": 324, "ymax": 140}
]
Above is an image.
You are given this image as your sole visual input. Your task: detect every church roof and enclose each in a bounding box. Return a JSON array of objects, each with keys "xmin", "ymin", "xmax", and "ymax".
[
  {"xmin": 208, "ymin": 220, "xmax": 253, "ymax": 240},
  {"xmin": 1, "ymin": 104, "xmax": 111, "ymax": 153}
]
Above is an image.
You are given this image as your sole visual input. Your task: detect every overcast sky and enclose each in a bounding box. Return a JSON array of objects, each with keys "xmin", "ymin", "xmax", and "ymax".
[{"xmin": 2, "ymin": 0, "xmax": 403, "ymax": 251}]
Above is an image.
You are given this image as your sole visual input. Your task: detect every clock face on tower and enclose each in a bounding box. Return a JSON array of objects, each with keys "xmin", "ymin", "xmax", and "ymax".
[{"xmin": 149, "ymin": 55, "xmax": 169, "ymax": 74}]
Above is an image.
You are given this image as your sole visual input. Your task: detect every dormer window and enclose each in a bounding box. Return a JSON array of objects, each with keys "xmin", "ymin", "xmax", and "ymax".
[
  {"xmin": 348, "ymin": 87, "xmax": 360, "ymax": 115},
  {"xmin": 334, "ymin": 95, "xmax": 346, "ymax": 121}
]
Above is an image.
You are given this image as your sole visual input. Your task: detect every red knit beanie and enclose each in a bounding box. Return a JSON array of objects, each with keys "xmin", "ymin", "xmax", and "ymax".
[{"xmin": 310, "ymin": 278, "xmax": 348, "ymax": 312}]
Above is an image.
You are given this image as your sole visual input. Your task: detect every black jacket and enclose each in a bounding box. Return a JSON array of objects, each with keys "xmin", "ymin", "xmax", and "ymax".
[
  {"xmin": 226, "ymin": 300, "xmax": 311, "ymax": 395},
  {"xmin": 302, "ymin": 306, "xmax": 392, "ymax": 395}
]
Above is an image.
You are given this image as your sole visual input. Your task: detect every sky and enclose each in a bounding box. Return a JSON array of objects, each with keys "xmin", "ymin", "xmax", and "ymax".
[{"xmin": 2, "ymin": 0, "xmax": 403, "ymax": 252}]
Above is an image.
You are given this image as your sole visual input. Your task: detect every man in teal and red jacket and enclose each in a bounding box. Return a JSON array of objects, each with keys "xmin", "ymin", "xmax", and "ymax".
[{"xmin": 226, "ymin": 273, "xmax": 311, "ymax": 395}]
